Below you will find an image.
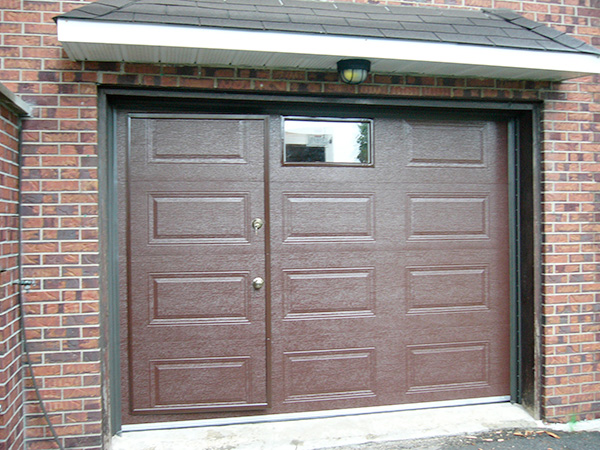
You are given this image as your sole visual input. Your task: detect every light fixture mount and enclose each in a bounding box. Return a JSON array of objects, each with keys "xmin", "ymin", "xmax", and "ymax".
[{"xmin": 337, "ymin": 59, "xmax": 371, "ymax": 85}]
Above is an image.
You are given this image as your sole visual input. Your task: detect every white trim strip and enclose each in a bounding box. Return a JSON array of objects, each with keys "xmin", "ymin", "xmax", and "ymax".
[
  {"xmin": 56, "ymin": 18, "xmax": 600, "ymax": 80},
  {"xmin": 120, "ymin": 395, "xmax": 511, "ymax": 433}
]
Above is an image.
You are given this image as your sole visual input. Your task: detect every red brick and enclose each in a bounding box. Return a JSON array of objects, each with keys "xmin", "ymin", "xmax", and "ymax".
[{"xmin": 3, "ymin": 11, "xmax": 42, "ymax": 22}]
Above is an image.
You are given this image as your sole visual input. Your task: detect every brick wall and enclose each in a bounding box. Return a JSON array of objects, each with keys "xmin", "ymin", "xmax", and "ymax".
[
  {"xmin": 541, "ymin": 69, "xmax": 600, "ymax": 416},
  {"xmin": 0, "ymin": 86, "xmax": 26, "ymax": 450},
  {"xmin": 0, "ymin": 0, "xmax": 598, "ymax": 449},
  {"xmin": 526, "ymin": 0, "xmax": 599, "ymax": 421}
]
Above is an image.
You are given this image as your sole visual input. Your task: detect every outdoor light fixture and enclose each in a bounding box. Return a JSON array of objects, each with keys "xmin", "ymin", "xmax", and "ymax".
[{"xmin": 337, "ymin": 59, "xmax": 371, "ymax": 84}]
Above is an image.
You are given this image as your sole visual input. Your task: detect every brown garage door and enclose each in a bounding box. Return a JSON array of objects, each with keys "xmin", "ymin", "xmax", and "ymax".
[{"xmin": 117, "ymin": 109, "xmax": 510, "ymax": 425}]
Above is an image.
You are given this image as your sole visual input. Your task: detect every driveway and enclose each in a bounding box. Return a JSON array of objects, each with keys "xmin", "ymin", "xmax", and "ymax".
[{"xmin": 322, "ymin": 428, "xmax": 600, "ymax": 450}]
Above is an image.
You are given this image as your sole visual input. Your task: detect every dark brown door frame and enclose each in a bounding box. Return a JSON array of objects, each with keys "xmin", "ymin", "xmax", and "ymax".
[{"xmin": 98, "ymin": 89, "xmax": 542, "ymax": 434}]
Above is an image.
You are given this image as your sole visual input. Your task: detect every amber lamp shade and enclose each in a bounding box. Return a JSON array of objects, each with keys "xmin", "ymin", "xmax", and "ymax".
[{"xmin": 337, "ymin": 59, "xmax": 371, "ymax": 84}]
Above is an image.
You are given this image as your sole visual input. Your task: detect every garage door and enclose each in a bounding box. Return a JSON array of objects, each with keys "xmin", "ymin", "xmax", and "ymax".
[{"xmin": 117, "ymin": 108, "xmax": 510, "ymax": 425}]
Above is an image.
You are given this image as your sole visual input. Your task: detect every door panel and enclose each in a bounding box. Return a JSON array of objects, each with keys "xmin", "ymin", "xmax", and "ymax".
[
  {"xmin": 267, "ymin": 112, "xmax": 509, "ymax": 412},
  {"xmin": 127, "ymin": 115, "xmax": 265, "ymax": 181},
  {"xmin": 118, "ymin": 114, "xmax": 269, "ymax": 423}
]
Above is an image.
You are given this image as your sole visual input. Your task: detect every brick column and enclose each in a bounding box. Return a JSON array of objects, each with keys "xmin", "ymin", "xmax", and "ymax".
[{"xmin": 0, "ymin": 83, "xmax": 29, "ymax": 450}]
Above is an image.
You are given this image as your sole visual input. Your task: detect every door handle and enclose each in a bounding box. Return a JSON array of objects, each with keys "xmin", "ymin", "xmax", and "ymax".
[{"xmin": 252, "ymin": 277, "xmax": 265, "ymax": 290}]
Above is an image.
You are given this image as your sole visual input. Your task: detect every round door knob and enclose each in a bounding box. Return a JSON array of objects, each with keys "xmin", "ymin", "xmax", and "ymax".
[
  {"xmin": 251, "ymin": 218, "xmax": 264, "ymax": 233},
  {"xmin": 252, "ymin": 277, "xmax": 265, "ymax": 290}
]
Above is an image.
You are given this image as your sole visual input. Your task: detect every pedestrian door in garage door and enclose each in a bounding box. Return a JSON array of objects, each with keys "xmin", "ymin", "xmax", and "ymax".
[{"xmin": 117, "ymin": 106, "xmax": 511, "ymax": 425}]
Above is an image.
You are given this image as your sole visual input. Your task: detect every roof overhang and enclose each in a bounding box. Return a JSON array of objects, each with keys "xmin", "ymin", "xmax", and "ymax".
[
  {"xmin": 56, "ymin": 18, "xmax": 600, "ymax": 81},
  {"xmin": 0, "ymin": 83, "xmax": 32, "ymax": 116}
]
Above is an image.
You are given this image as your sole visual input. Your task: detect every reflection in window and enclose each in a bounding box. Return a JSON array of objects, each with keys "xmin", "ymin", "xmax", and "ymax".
[{"xmin": 284, "ymin": 119, "xmax": 372, "ymax": 165}]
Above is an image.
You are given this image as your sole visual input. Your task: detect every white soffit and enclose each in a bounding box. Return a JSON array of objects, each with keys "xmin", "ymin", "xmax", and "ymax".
[{"xmin": 56, "ymin": 18, "xmax": 600, "ymax": 81}]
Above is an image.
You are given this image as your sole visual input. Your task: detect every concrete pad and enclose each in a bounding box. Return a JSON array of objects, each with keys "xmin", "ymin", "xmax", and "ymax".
[
  {"xmin": 112, "ymin": 403, "xmax": 540, "ymax": 450},
  {"xmin": 547, "ymin": 418, "xmax": 600, "ymax": 432}
]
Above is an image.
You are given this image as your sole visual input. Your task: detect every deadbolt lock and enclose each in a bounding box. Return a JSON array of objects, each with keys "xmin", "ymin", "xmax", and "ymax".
[
  {"xmin": 252, "ymin": 277, "xmax": 265, "ymax": 290},
  {"xmin": 252, "ymin": 218, "xmax": 264, "ymax": 234}
]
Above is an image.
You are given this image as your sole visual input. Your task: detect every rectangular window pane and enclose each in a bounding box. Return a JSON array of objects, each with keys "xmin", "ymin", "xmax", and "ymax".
[{"xmin": 284, "ymin": 118, "xmax": 372, "ymax": 165}]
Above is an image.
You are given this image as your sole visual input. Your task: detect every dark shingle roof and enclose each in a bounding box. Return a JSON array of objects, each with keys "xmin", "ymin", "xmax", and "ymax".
[{"xmin": 58, "ymin": 0, "xmax": 600, "ymax": 56}]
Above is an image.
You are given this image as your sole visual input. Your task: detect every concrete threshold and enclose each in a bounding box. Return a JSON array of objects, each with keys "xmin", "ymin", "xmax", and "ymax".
[{"xmin": 111, "ymin": 403, "xmax": 541, "ymax": 450}]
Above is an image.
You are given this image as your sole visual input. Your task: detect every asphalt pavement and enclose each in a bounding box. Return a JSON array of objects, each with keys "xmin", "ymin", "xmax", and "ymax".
[{"xmin": 323, "ymin": 428, "xmax": 600, "ymax": 450}]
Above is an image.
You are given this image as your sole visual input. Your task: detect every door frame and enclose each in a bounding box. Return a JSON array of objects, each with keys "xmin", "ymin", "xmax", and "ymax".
[{"xmin": 98, "ymin": 89, "xmax": 542, "ymax": 434}]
